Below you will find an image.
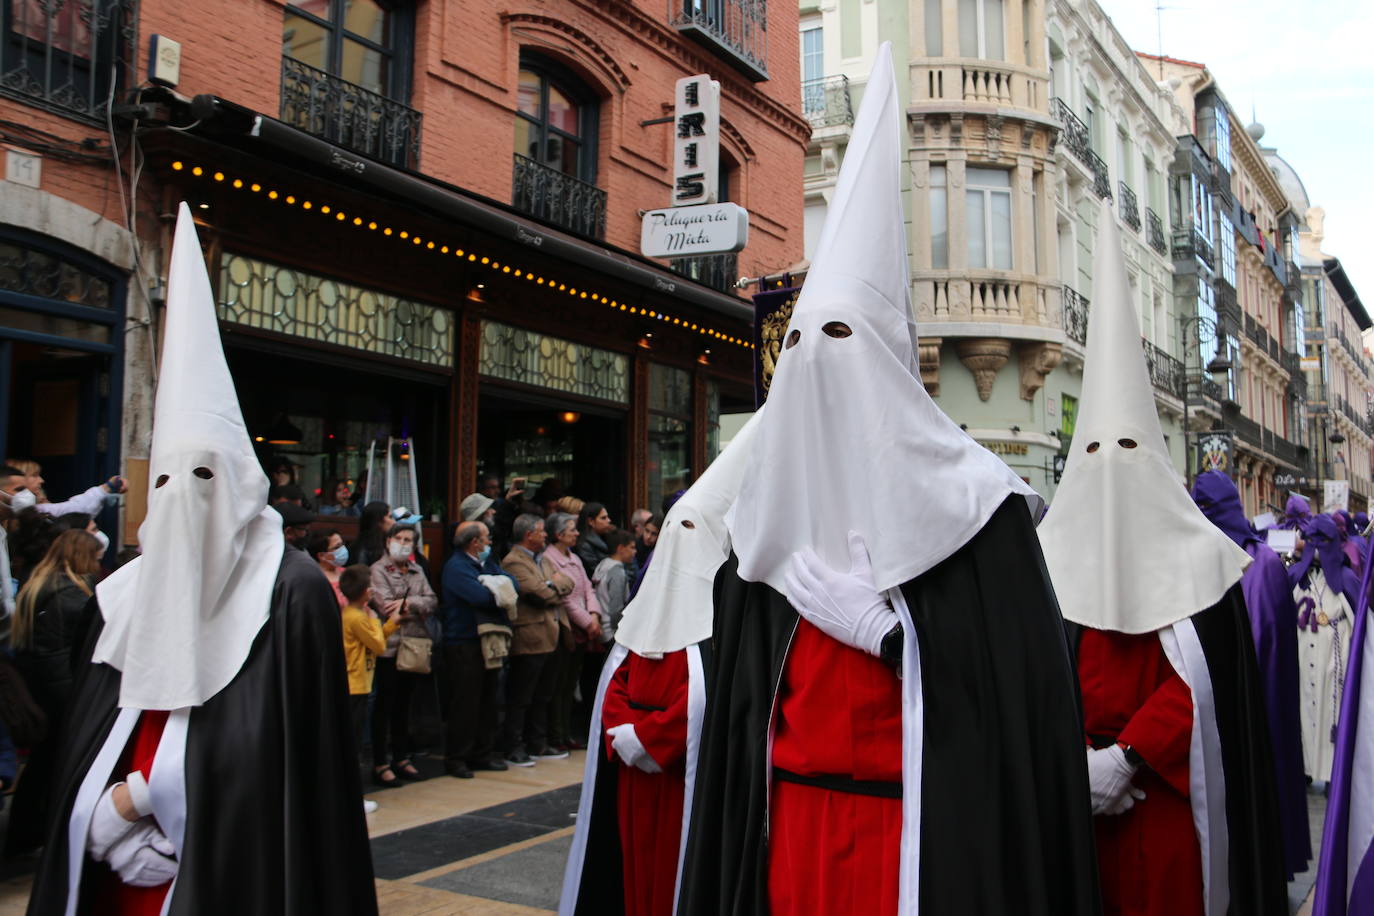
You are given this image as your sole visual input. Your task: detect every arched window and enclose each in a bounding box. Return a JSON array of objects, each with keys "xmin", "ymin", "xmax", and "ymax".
[{"xmin": 515, "ymin": 56, "xmax": 599, "ymax": 184}]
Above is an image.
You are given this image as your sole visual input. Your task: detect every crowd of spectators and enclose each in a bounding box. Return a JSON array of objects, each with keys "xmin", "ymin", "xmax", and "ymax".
[{"xmin": 0, "ymin": 462, "xmax": 663, "ymax": 851}]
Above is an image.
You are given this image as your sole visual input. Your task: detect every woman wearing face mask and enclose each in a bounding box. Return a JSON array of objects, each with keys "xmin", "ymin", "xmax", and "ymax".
[
  {"xmin": 6, "ymin": 529, "xmax": 103, "ymax": 857},
  {"xmin": 309, "ymin": 528, "xmax": 350, "ymax": 607},
  {"xmin": 544, "ymin": 512, "xmax": 602, "ymax": 755},
  {"xmin": 368, "ymin": 524, "xmax": 437, "ymax": 784},
  {"xmin": 4, "ymin": 457, "xmax": 127, "ymax": 518}
]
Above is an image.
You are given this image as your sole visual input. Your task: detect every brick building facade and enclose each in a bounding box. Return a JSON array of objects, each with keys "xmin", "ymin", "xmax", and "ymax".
[{"xmin": 0, "ymin": 0, "xmax": 807, "ymax": 542}]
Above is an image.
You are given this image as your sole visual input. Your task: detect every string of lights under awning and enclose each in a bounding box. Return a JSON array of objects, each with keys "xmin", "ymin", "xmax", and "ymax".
[{"xmin": 171, "ymin": 160, "xmax": 755, "ymax": 351}]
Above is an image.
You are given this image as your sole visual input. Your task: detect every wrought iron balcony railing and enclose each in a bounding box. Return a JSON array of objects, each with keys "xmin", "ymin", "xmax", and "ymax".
[
  {"xmin": 511, "ymin": 154, "xmax": 608, "ymax": 240},
  {"xmin": 1281, "ymin": 349, "xmax": 1301, "ymax": 378},
  {"xmin": 1146, "ymin": 208, "xmax": 1167, "ymax": 255},
  {"xmin": 1215, "ymin": 279, "xmax": 1240, "ymax": 331},
  {"xmin": 1089, "ymin": 151, "xmax": 1113, "ymax": 201},
  {"xmin": 1062, "ymin": 286, "xmax": 1089, "ymax": 345},
  {"xmin": 1171, "ymin": 226, "xmax": 1214, "ymax": 269},
  {"xmin": 670, "ymin": 253, "xmax": 739, "ymax": 294},
  {"xmin": 280, "ymin": 57, "xmax": 422, "ymax": 169},
  {"xmin": 801, "ymin": 75, "xmax": 854, "ymax": 129},
  {"xmin": 1049, "ymin": 98, "xmax": 1092, "ymax": 170},
  {"xmin": 1119, "ymin": 183, "xmax": 1141, "ymax": 231},
  {"xmin": 1142, "ymin": 338, "xmax": 1185, "ymax": 398},
  {"xmin": 672, "ymin": 0, "xmax": 768, "ymax": 81},
  {"xmin": 0, "ymin": 0, "xmax": 139, "ymax": 123}
]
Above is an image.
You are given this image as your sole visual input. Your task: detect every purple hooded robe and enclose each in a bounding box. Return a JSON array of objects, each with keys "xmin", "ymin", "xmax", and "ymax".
[{"xmin": 1192, "ymin": 471, "xmax": 1310, "ymax": 879}]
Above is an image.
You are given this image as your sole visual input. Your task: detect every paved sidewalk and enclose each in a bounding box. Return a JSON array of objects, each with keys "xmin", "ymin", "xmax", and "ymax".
[{"xmin": 0, "ymin": 751, "xmax": 587, "ymax": 915}]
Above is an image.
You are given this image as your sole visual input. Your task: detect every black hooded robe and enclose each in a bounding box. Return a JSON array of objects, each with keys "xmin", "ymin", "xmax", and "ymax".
[
  {"xmin": 678, "ymin": 495, "xmax": 1102, "ymax": 915},
  {"xmin": 26, "ymin": 546, "xmax": 378, "ymax": 916},
  {"xmin": 1067, "ymin": 584, "xmax": 1289, "ymax": 916}
]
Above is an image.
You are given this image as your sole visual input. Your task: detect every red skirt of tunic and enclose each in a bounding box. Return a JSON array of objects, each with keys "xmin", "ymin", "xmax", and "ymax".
[
  {"xmin": 767, "ymin": 620, "xmax": 904, "ymax": 916},
  {"xmin": 1079, "ymin": 628, "xmax": 1202, "ymax": 916},
  {"xmin": 90, "ymin": 710, "xmax": 173, "ymax": 916},
  {"xmin": 601, "ymin": 650, "xmax": 690, "ymax": 916}
]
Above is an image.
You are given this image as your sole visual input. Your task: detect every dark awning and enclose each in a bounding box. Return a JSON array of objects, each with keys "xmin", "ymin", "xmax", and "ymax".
[{"xmin": 176, "ymin": 93, "xmax": 753, "ymax": 323}]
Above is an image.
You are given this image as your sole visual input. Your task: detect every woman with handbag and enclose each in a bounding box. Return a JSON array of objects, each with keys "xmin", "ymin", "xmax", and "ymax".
[
  {"xmin": 544, "ymin": 513, "xmax": 602, "ymax": 754},
  {"xmin": 368, "ymin": 523, "xmax": 437, "ymax": 785}
]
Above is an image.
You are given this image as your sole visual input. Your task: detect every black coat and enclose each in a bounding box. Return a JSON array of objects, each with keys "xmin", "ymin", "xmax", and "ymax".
[
  {"xmin": 679, "ymin": 496, "xmax": 1102, "ymax": 915},
  {"xmin": 26, "ymin": 547, "xmax": 378, "ymax": 916}
]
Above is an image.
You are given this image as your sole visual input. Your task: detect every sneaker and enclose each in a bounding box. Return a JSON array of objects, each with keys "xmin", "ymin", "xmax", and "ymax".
[
  {"xmin": 504, "ymin": 750, "xmax": 536, "ymax": 767},
  {"xmin": 531, "ymin": 746, "xmax": 569, "ymax": 760},
  {"xmin": 362, "ymin": 799, "xmax": 379, "ymax": 814},
  {"xmin": 566, "ymin": 738, "xmax": 588, "ymax": 751},
  {"xmin": 445, "ymin": 762, "xmax": 474, "ymax": 779},
  {"xmin": 471, "ymin": 758, "xmax": 509, "ymax": 772}
]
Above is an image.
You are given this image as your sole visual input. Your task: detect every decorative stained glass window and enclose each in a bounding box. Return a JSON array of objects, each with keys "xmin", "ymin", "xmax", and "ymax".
[
  {"xmin": 0, "ymin": 241, "xmax": 113, "ymax": 308},
  {"xmin": 478, "ymin": 320, "xmax": 629, "ymax": 403},
  {"xmin": 217, "ymin": 252, "xmax": 452, "ymax": 367}
]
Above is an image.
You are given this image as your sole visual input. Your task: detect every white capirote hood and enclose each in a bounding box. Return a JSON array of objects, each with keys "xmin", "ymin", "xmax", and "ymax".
[
  {"xmin": 1037, "ymin": 200, "xmax": 1248, "ymax": 634},
  {"xmin": 94, "ymin": 204, "xmax": 284, "ymax": 709},
  {"xmin": 614, "ymin": 411, "xmax": 761, "ymax": 657},
  {"xmin": 726, "ymin": 43, "xmax": 1036, "ymax": 598}
]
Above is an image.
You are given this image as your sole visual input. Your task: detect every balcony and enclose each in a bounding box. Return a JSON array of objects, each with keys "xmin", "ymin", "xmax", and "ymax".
[
  {"xmin": 1146, "ymin": 208, "xmax": 1167, "ymax": 256},
  {"xmin": 512, "ymin": 154, "xmax": 608, "ymax": 240},
  {"xmin": 802, "ymin": 76, "xmax": 854, "ymax": 129},
  {"xmin": 1119, "ymin": 184, "xmax": 1141, "ymax": 231},
  {"xmin": 670, "ymin": 253, "xmax": 739, "ymax": 294},
  {"xmin": 1050, "ymin": 98, "xmax": 1093, "ymax": 171},
  {"xmin": 1062, "ymin": 286, "xmax": 1089, "ymax": 345},
  {"xmin": 1142, "ymin": 338, "xmax": 1185, "ymax": 398},
  {"xmin": 1215, "ymin": 280, "xmax": 1240, "ymax": 332},
  {"xmin": 1171, "ymin": 226, "xmax": 1214, "ymax": 270},
  {"xmin": 1089, "ymin": 151, "xmax": 1113, "ymax": 201},
  {"xmin": 280, "ymin": 58, "xmax": 422, "ymax": 169},
  {"xmin": 0, "ymin": 0, "xmax": 138, "ymax": 124},
  {"xmin": 1244, "ymin": 314, "xmax": 1271, "ymax": 355},
  {"xmin": 672, "ymin": 0, "xmax": 768, "ymax": 81}
]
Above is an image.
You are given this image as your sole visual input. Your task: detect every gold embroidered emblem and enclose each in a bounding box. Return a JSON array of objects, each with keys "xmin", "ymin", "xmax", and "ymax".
[{"xmin": 758, "ymin": 294, "xmax": 797, "ymax": 398}]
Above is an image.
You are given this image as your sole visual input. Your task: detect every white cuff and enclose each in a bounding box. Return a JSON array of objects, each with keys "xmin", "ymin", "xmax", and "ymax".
[{"xmin": 124, "ymin": 771, "xmax": 154, "ymax": 819}]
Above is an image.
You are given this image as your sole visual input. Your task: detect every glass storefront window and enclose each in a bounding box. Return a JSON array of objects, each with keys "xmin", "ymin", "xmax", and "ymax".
[
  {"xmin": 648, "ymin": 364, "xmax": 692, "ymax": 514},
  {"xmin": 218, "ymin": 253, "xmax": 452, "ymax": 366},
  {"xmin": 479, "ymin": 321, "xmax": 629, "ymax": 403},
  {"xmin": 706, "ymin": 378, "xmax": 722, "ymax": 462}
]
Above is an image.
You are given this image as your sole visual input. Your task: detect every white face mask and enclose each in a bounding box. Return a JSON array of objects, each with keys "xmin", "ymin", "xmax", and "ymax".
[
  {"xmin": 93, "ymin": 529, "xmax": 110, "ymax": 558},
  {"xmin": 388, "ymin": 541, "xmax": 412, "ymax": 562},
  {"xmin": 6, "ymin": 489, "xmax": 37, "ymax": 512}
]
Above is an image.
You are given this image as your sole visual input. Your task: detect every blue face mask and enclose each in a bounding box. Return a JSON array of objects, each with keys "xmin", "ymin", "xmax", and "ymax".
[
  {"xmin": 476, "ymin": 545, "xmax": 492, "ymax": 564},
  {"xmin": 331, "ymin": 544, "xmax": 349, "ymax": 567}
]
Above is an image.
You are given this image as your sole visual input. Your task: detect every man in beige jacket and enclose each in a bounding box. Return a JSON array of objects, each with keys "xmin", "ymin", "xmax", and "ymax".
[{"xmin": 500, "ymin": 514, "xmax": 573, "ymax": 766}]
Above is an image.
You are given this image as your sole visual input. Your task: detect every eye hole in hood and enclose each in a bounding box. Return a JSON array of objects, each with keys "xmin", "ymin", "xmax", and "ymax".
[{"xmin": 822, "ymin": 321, "xmax": 852, "ymax": 339}]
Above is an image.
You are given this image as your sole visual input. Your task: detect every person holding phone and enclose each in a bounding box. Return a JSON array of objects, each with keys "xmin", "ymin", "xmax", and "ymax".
[{"xmin": 368, "ymin": 524, "xmax": 437, "ymax": 785}]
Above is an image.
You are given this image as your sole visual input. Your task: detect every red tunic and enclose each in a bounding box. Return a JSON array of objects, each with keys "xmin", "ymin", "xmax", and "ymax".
[
  {"xmin": 768, "ymin": 620, "xmax": 903, "ymax": 916},
  {"xmin": 91, "ymin": 710, "xmax": 173, "ymax": 916},
  {"xmin": 1078, "ymin": 629, "xmax": 1201, "ymax": 916},
  {"xmin": 601, "ymin": 650, "xmax": 690, "ymax": 916}
]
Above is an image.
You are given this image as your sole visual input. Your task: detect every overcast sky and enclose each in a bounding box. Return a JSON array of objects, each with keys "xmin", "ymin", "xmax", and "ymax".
[{"xmin": 1093, "ymin": 0, "xmax": 1374, "ymax": 311}]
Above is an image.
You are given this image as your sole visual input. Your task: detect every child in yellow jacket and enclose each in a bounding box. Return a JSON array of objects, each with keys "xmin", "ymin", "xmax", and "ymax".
[{"xmin": 340, "ymin": 565, "xmax": 400, "ymax": 778}]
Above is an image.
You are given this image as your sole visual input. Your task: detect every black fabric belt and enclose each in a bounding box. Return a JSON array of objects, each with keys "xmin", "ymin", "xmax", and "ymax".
[
  {"xmin": 1087, "ymin": 733, "xmax": 1118, "ymax": 750},
  {"xmin": 628, "ymin": 700, "xmax": 667, "ymax": 712},
  {"xmin": 773, "ymin": 766, "xmax": 902, "ymax": 799}
]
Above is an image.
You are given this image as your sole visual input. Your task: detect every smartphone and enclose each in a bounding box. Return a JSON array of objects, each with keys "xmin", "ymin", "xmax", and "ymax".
[{"xmin": 511, "ymin": 476, "xmax": 527, "ymax": 492}]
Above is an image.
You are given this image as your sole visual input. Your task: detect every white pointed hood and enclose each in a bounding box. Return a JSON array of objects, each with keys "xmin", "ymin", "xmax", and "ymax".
[
  {"xmin": 1038, "ymin": 200, "xmax": 1249, "ymax": 634},
  {"xmin": 94, "ymin": 204, "xmax": 284, "ymax": 709},
  {"xmin": 615, "ymin": 411, "xmax": 760, "ymax": 657},
  {"xmin": 726, "ymin": 43, "xmax": 1036, "ymax": 597}
]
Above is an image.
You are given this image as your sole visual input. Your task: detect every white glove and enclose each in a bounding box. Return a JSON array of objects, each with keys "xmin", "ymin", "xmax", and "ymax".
[
  {"xmin": 87, "ymin": 785, "xmax": 142, "ymax": 862},
  {"xmin": 1086, "ymin": 745, "xmax": 1145, "ymax": 816},
  {"xmin": 606, "ymin": 723, "xmax": 662, "ymax": 773},
  {"xmin": 105, "ymin": 822, "xmax": 178, "ymax": 887},
  {"xmin": 782, "ymin": 531, "xmax": 897, "ymax": 657}
]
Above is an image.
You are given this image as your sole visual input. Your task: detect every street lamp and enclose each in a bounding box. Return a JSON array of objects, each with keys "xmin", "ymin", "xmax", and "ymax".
[{"xmin": 1179, "ymin": 313, "xmax": 1233, "ymax": 483}]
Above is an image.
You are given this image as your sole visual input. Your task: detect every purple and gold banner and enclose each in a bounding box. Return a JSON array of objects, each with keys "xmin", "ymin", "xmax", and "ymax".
[{"xmin": 752, "ymin": 285, "xmax": 799, "ymax": 408}]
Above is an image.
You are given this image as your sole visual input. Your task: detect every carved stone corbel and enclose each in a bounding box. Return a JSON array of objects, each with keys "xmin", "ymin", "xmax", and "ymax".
[
  {"xmin": 956, "ymin": 338, "xmax": 1013, "ymax": 401},
  {"xmin": 1018, "ymin": 341, "xmax": 1063, "ymax": 401},
  {"xmin": 919, "ymin": 337, "xmax": 943, "ymax": 396}
]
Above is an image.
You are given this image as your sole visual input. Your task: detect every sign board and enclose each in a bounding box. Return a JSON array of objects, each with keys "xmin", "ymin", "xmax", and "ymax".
[
  {"xmin": 673, "ymin": 74, "xmax": 720, "ymax": 206},
  {"xmin": 1196, "ymin": 431, "xmax": 1233, "ymax": 475},
  {"xmin": 5, "ymin": 149, "xmax": 40, "ymax": 188},
  {"xmin": 1273, "ymin": 473, "xmax": 1298, "ymax": 488},
  {"xmin": 1324, "ymin": 479, "xmax": 1350, "ymax": 513},
  {"xmin": 1253, "ymin": 512, "xmax": 1276, "ymax": 531},
  {"xmin": 1301, "ymin": 356, "xmax": 1321, "ymax": 372},
  {"xmin": 1266, "ymin": 529, "xmax": 1298, "ymax": 556},
  {"xmin": 641, "ymin": 202, "xmax": 749, "ymax": 258}
]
